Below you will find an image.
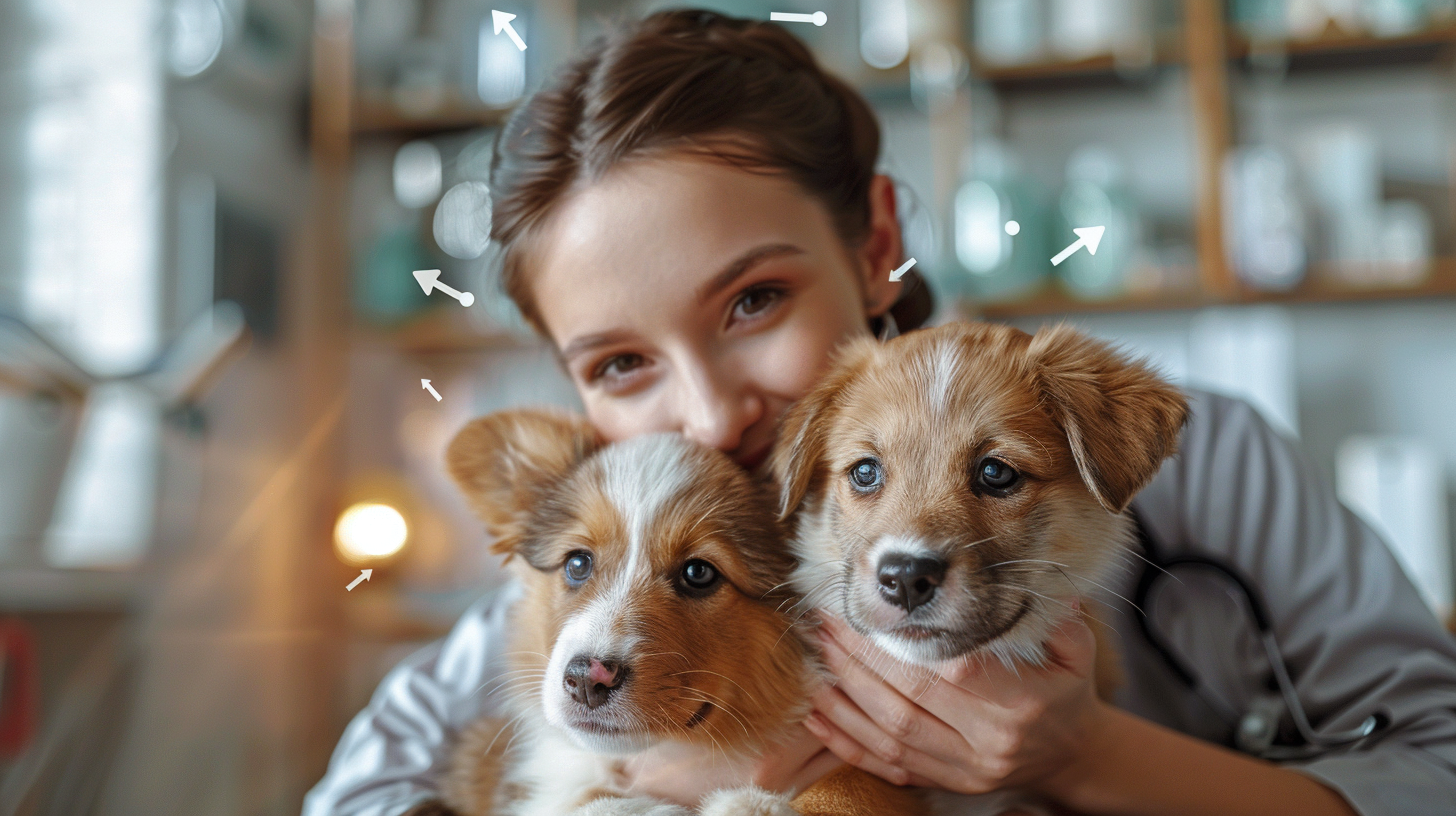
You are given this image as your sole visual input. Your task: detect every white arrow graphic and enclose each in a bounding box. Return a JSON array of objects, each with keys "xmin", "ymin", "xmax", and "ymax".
[
  {"xmin": 421, "ymin": 379, "xmax": 442, "ymax": 402},
  {"xmin": 346, "ymin": 569, "xmax": 373, "ymax": 592},
  {"xmin": 889, "ymin": 257, "xmax": 917, "ymax": 282},
  {"xmin": 492, "ymin": 10, "xmax": 527, "ymax": 51},
  {"xmin": 413, "ymin": 269, "xmax": 476, "ymax": 307},
  {"xmin": 770, "ymin": 11, "xmax": 828, "ymax": 26},
  {"xmin": 1050, "ymin": 226, "xmax": 1106, "ymax": 266}
]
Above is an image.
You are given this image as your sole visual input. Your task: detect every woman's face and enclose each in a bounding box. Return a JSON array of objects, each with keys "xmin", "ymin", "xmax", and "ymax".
[{"xmin": 530, "ymin": 153, "xmax": 904, "ymax": 471}]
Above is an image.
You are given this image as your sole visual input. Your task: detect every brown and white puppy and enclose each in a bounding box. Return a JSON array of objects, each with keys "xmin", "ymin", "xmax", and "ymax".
[
  {"xmin": 771, "ymin": 321, "xmax": 1188, "ymax": 677},
  {"xmin": 423, "ymin": 409, "xmax": 926, "ymax": 816}
]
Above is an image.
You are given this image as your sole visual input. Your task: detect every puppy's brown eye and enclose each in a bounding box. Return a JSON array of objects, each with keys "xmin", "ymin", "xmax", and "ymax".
[
  {"xmin": 849, "ymin": 458, "xmax": 883, "ymax": 493},
  {"xmin": 977, "ymin": 458, "xmax": 1019, "ymax": 492},
  {"xmin": 564, "ymin": 552, "xmax": 593, "ymax": 587},
  {"xmin": 679, "ymin": 559, "xmax": 720, "ymax": 596}
]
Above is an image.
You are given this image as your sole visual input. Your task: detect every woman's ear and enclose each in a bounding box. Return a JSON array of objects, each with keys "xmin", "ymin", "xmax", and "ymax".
[
  {"xmin": 859, "ymin": 174, "xmax": 905, "ymax": 318},
  {"xmin": 769, "ymin": 336, "xmax": 878, "ymax": 520},
  {"xmin": 1027, "ymin": 324, "xmax": 1190, "ymax": 514},
  {"xmin": 446, "ymin": 409, "xmax": 599, "ymax": 554}
]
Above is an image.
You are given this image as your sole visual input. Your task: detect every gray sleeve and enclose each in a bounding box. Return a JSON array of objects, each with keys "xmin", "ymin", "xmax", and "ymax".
[
  {"xmin": 301, "ymin": 584, "xmax": 519, "ymax": 816},
  {"xmin": 1138, "ymin": 390, "xmax": 1456, "ymax": 816}
]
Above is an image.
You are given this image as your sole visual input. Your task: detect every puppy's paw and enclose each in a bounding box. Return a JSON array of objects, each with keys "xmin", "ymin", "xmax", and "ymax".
[
  {"xmin": 570, "ymin": 796, "xmax": 693, "ymax": 816},
  {"xmin": 698, "ymin": 787, "xmax": 797, "ymax": 816}
]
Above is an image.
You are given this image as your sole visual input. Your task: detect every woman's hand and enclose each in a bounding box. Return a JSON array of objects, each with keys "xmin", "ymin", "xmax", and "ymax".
[
  {"xmin": 800, "ymin": 605, "xmax": 1111, "ymax": 800},
  {"xmin": 618, "ymin": 721, "xmax": 844, "ymax": 805}
]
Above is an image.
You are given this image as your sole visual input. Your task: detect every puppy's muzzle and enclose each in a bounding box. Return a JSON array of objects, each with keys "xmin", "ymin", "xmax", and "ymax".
[
  {"xmin": 563, "ymin": 655, "xmax": 628, "ymax": 709},
  {"xmin": 876, "ymin": 553, "xmax": 946, "ymax": 614}
]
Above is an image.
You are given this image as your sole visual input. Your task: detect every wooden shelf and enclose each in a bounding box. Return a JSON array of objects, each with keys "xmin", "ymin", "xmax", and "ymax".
[
  {"xmin": 356, "ymin": 309, "xmax": 538, "ymax": 354},
  {"xmin": 1229, "ymin": 23, "xmax": 1456, "ymax": 68},
  {"xmin": 972, "ymin": 36, "xmax": 1185, "ymax": 88},
  {"xmin": 970, "ymin": 257, "xmax": 1456, "ymax": 319},
  {"xmin": 353, "ymin": 97, "xmax": 511, "ymax": 136}
]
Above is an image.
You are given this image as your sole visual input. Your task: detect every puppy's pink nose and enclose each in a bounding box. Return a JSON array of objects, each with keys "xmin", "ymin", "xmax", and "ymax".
[
  {"xmin": 563, "ymin": 655, "xmax": 627, "ymax": 709},
  {"xmin": 587, "ymin": 658, "xmax": 621, "ymax": 686}
]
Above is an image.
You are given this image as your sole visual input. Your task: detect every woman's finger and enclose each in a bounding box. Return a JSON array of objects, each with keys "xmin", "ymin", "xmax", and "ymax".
[
  {"xmin": 751, "ymin": 722, "xmax": 837, "ymax": 792},
  {"xmin": 802, "ymin": 708, "xmax": 940, "ymax": 790},
  {"xmin": 817, "ymin": 630, "xmax": 968, "ymax": 760},
  {"xmin": 810, "ymin": 682, "xmax": 968, "ymax": 788}
]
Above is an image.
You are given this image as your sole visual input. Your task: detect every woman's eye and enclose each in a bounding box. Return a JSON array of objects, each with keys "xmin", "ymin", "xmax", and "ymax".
[
  {"xmin": 564, "ymin": 552, "xmax": 593, "ymax": 586},
  {"xmin": 976, "ymin": 458, "xmax": 1019, "ymax": 491},
  {"xmin": 732, "ymin": 285, "xmax": 783, "ymax": 320},
  {"xmin": 592, "ymin": 353, "xmax": 646, "ymax": 382},
  {"xmin": 848, "ymin": 458, "xmax": 883, "ymax": 492},
  {"xmin": 679, "ymin": 559, "xmax": 720, "ymax": 594}
]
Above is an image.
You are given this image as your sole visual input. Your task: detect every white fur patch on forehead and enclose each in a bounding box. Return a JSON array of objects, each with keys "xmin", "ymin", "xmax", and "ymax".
[
  {"xmin": 914, "ymin": 335, "xmax": 963, "ymax": 415},
  {"xmin": 595, "ymin": 433, "xmax": 697, "ymax": 574}
]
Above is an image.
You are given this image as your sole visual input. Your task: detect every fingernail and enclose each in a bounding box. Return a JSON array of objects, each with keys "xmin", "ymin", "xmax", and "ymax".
[{"xmin": 803, "ymin": 713, "xmax": 825, "ymax": 734}]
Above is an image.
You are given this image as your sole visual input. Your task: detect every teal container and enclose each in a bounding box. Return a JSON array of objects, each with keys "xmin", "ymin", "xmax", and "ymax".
[
  {"xmin": 356, "ymin": 223, "xmax": 436, "ymax": 325},
  {"xmin": 1054, "ymin": 146, "xmax": 1141, "ymax": 301},
  {"xmin": 949, "ymin": 141, "xmax": 1049, "ymax": 302}
]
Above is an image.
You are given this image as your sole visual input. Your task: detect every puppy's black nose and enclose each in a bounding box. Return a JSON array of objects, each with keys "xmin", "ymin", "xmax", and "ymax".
[
  {"xmin": 564, "ymin": 655, "xmax": 627, "ymax": 709},
  {"xmin": 877, "ymin": 554, "xmax": 945, "ymax": 614}
]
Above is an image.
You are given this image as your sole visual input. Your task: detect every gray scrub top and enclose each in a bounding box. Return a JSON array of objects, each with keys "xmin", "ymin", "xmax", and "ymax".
[{"xmin": 302, "ymin": 389, "xmax": 1456, "ymax": 816}]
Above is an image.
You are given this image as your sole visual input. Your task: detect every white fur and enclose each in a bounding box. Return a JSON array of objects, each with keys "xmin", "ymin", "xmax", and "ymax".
[
  {"xmin": 698, "ymin": 787, "xmax": 797, "ymax": 816},
  {"xmin": 541, "ymin": 434, "xmax": 696, "ymax": 752},
  {"xmin": 923, "ymin": 336, "xmax": 961, "ymax": 415}
]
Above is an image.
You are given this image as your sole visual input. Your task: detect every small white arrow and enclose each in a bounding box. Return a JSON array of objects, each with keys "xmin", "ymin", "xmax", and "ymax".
[
  {"xmin": 770, "ymin": 11, "xmax": 827, "ymax": 26},
  {"xmin": 492, "ymin": 10, "xmax": 527, "ymax": 51},
  {"xmin": 1050, "ymin": 226, "xmax": 1106, "ymax": 266},
  {"xmin": 889, "ymin": 257, "xmax": 917, "ymax": 282},
  {"xmin": 346, "ymin": 569, "xmax": 373, "ymax": 591},
  {"xmin": 421, "ymin": 379, "xmax": 442, "ymax": 402},
  {"xmin": 413, "ymin": 269, "xmax": 476, "ymax": 307}
]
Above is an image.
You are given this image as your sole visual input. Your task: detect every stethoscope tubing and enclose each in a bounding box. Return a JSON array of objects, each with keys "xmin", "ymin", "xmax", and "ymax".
[{"xmin": 1127, "ymin": 507, "xmax": 1382, "ymax": 758}]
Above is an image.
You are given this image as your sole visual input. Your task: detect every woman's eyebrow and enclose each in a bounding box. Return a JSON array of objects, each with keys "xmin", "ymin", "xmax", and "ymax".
[
  {"xmin": 559, "ymin": 329, "xmax": 636, "ymax": 364},
  {"xmin": 695, "ymin": 243, "xmax": 804, "ymax": 305}
]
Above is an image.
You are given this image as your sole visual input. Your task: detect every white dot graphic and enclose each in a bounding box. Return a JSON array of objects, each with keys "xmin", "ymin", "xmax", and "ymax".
[
  {"xmin": 812, "ymin": 11, "xmax": 827, "ymax": 26},
  {"xmin": 1005, "ymin": 220, "xmax": 1021, "ymax": 236}
]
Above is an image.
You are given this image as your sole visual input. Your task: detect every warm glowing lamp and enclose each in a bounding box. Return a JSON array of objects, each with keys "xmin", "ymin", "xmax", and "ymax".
[{"xmin": 334, "ymin": 502, "xmax": 409, "ymax": 564}]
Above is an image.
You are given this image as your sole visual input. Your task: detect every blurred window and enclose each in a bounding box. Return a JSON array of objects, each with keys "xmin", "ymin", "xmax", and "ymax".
[{"xmin": 17, "ymin": 0, "xmax": 164, "ymax": 567}]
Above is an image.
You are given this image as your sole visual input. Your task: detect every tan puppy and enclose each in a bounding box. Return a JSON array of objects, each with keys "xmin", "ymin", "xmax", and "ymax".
[
  {"xmin": 771, "ymin": 321, "xmax": 1189, "ymax": 685},
  {"xmin": 411, "ymin": 409, "xmax": 926, "ymax": 816}
]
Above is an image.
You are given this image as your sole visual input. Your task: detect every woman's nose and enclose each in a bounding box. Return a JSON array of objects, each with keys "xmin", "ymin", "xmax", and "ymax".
[{"xmin": 677, "ymin": 365, "xmax": 762, "ymax": 453}]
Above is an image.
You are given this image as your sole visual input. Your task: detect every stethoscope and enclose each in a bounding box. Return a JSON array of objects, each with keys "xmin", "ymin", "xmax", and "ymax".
[{"xmin": 1128, "ymin": 507, "xmax": 1387, "ymax": 760}]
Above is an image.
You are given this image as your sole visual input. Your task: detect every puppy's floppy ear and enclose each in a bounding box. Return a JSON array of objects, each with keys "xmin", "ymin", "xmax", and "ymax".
[
  {"xmin": 446, "ymin": 409, "xmax": 599, "ymax": 554},
  {"xmin": 1028, "ymin": 323, "xmax": 1189, "ymax": 514},
  {"xmin": 769, "ymin": 336, "xmax": 879, "ymax": 520}
]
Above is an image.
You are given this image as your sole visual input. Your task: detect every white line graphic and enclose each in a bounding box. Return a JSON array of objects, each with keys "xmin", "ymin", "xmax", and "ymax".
[
  {"xmin": 771, "ymin": 11, "xmax": 827, "ymax": 26},
  {"xmin": 1050, "ymin": 226, "xmax": 1106, "ymax": 266},
  {"xmin": 889, "ymin": 257, "xmax": 917, "ymax": 282}
]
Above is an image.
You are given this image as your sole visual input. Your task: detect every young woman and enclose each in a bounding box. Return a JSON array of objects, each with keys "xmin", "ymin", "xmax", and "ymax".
[{"xmin": 305, "ymin": 10, "xmax": 1456, "ymax": 816}]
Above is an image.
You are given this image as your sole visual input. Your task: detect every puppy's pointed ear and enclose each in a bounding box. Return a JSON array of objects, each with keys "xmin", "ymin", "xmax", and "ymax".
[
  {"xmin": 769, "ymin": 336, "xmax": 879, "ymax": 521},
  {"xmin": 446, "ymin": 409, "xmax": 599, "ymax": 553},
  {"xmin": 1028, "ymin": 324, "xmax": 1189, "ymax": 514}
]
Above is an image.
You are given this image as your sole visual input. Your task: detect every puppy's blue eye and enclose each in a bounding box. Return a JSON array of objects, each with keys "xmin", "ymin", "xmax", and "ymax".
[
  {"xmin": 681, "ymin": 559, "xmax": 719, "ymax": 591},
  {"xmin": 977, "ymin": 458, "xmax": 1018, "ymax": 491},
  {"xmin": 849, "ymin": 458, "xmax": 883, "ymax": 492},
  {"xmin": 564, "ymin": 552, "xmax": 593, "ymax": 586}
]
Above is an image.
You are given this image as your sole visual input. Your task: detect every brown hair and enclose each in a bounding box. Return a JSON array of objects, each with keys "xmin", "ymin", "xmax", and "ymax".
[{"xmin": 489, "ymin": 8, "xmax": 882, "ymax": 333}]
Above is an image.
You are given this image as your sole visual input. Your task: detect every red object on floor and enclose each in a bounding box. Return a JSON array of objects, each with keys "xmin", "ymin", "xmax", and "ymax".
[{"xmin": 0, "ymin": 618, "xmax": 38, "ymax": 758}]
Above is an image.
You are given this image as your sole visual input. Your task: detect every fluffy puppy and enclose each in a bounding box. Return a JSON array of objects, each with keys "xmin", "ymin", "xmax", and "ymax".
[
  {"xmin": 771, "ymin": 321, "xmax": 1189, "ymax": 678},
  {"xmin": 412, "ymin": 409, "xmax": 926, "ymax": 816}
]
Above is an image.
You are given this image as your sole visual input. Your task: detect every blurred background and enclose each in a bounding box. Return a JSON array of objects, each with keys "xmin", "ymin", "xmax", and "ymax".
[{"xmin": 1, "ymin": 0, "xmax": 1455, "ymax": 812}]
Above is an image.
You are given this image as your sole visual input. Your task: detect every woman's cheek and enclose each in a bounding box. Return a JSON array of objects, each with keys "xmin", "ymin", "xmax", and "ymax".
[{"xmin": 750, "ymin": 317, "xmax": 854, "ymax": 403}]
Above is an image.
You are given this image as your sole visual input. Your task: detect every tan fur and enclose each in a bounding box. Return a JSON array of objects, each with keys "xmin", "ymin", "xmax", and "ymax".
[
  {"xmin": 771, "ymin": 321, "xmax": 1189, "ymax": 686},
  {"xmin": 427, "ymin": 409, "xmax": 923, "ymax": 816}
]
